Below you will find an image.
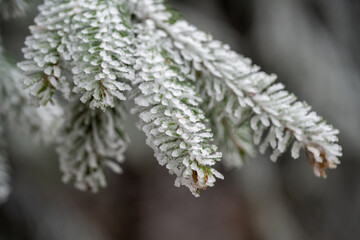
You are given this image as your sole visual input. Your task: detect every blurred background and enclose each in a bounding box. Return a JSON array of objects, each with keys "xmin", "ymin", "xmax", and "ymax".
[{"xmin": 0, "ymin": 0, "xmax": 359, "ymax": 239}]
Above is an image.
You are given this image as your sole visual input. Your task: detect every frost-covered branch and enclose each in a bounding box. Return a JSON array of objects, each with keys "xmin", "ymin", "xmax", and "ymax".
[
  {"xmin": 130, "ymin": 0, "xmax": 342, "ymax": 177},
  {"xmin": 57, "ymin": 100, "xmax": 129, "ymax": 192},
  {"xmin": 132, "ymin": 21, "xmax": 223, "ymax": 195},
  {"xmin": 17, "ymin": 0, "xmax": 72, "ymax": 105},
  {"xmin": 1, "ymin": 44, "xmax": 62, "ymax": 142},
  {"xmin": 69, "ymin": 2, "xmax": 135, "ymax": 109},
  {"xmin": 0, "ymin": 40, "xmax": 62, "ymax": 202},
  {"xmin": 18, "ymin": 0, "xmax": 136, "ymax": 108},
  {"xmin": 13, "ymin": 0, "xmax": 342, "ymax": 196}
]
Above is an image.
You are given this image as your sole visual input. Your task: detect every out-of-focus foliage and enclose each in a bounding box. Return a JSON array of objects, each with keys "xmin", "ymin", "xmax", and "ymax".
[{"xmin": 0, "ymin": 0, "xmax": 27, "ymax": 19}]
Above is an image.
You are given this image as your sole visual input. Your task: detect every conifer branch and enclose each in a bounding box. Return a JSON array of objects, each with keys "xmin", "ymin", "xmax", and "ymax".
[
  {"xmin": 17, "ymin": 1, "xmax": 72, "ymax": 105},
  {"xmin": 130, "ymin": 0, "xmax": 342, "ymax": 177},
  {"xmin": 69, "ymin": 2, "xmax": 135, "ymax": 109},
  {"xmin": 57, "ymin": 100, "xmax": 129, "ymax": 192},
  {"xmin": 0, "ymin": 40, "xmax": 62, "ymax": 202},
  {"xmin": 132, "ymin": 21, "xmax": 223, "ymax": 196},
  {"xmin": 9, "ymin": 0, "xmax": 343, "ymax": 196},
  {"xmin": 1, "ymin": 44, "xmax": 62, "ymax": 142}
]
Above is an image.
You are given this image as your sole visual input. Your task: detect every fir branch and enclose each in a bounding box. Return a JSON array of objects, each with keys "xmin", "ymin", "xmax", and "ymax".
[
  {"xmin": 131, "ymin": 0, "xmax": 342, "ymax": 177},
  {"xmin": 17, "ymin": 0, "xmax": 74, "ymax": 105},
  {"xmin": 69, "ymin": 1, "xmax": 135, "ymax": 109},
  {"xmin": 0, "ymin": 41, "xmax": 62, "ymax": 203},
  {"xmin": 57, "ymin": 100, "xmax": 129, "ymax": 192},
  {"xmin": 219, "ymin": 116, "xmax": 255, "ymax": 168},
  {"xmin": 199, "ymin": 82, "xmax": 256, "ymax": 168},
  {"xmin": 1, "ymin": 44, "xmax": 62, "ymax": 142},
  {"xmin": 132, "ymin": 20, "xmax": 223, "ymax": 196},
  {"xmin": 13, "ymin": 0, "xmax": 343, "ymax": 196}
]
